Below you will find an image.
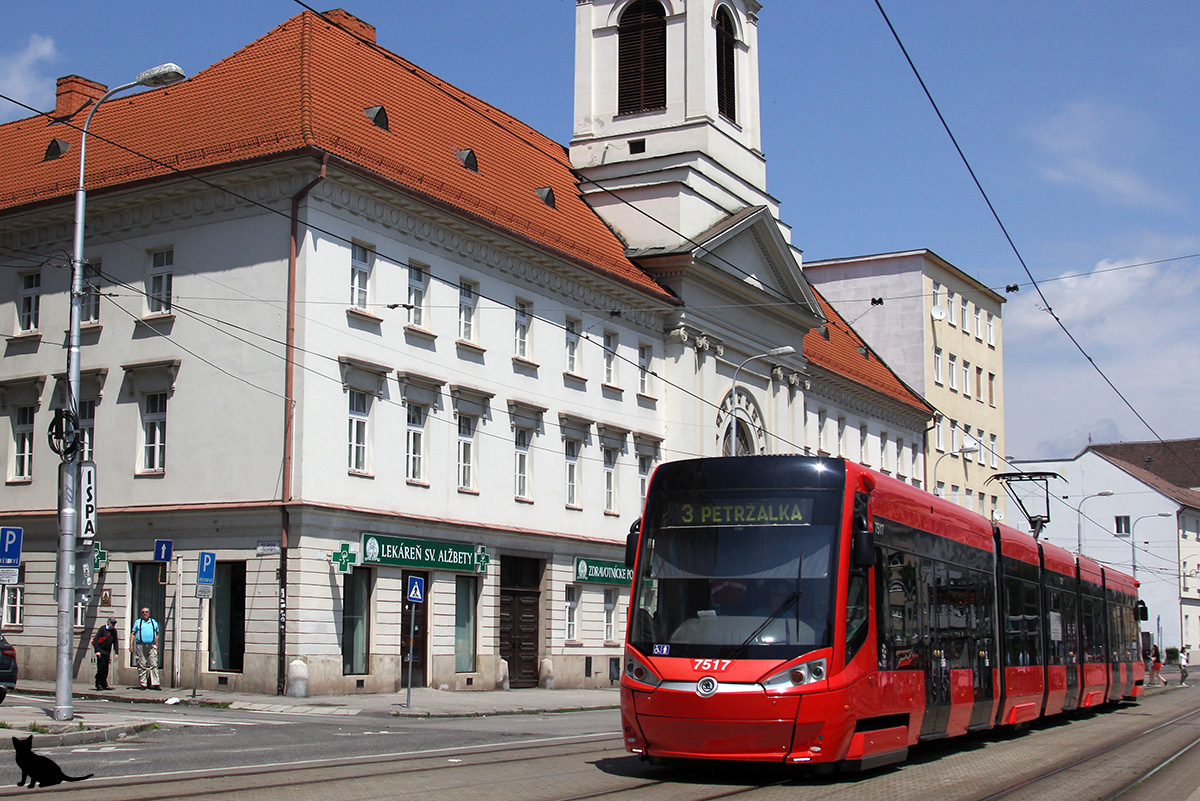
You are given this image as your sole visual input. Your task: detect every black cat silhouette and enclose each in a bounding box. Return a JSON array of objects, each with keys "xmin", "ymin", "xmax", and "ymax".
[{"xmin": 12, "ymin": 735, "xmax": 93, "ymax": 788}]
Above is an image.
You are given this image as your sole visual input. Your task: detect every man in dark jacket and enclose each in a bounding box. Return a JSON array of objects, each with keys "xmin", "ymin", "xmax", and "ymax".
[{"xmin": 91, "ymin": 616, "xmax": 119, "ymax": 690}]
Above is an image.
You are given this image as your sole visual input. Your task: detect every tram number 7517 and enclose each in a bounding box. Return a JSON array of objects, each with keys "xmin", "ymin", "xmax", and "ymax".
[{"xmin": 692, "ymin": 659, "xmax": 732, "ymax": 672}]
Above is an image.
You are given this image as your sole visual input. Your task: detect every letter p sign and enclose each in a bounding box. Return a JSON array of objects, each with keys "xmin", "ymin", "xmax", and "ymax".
[{"xmin": 197, "ymin": 551, "xmax": 216, "ymax": 586}]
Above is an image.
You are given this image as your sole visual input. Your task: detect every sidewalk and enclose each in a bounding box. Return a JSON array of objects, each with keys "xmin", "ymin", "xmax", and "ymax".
[{"xmin": 3, "ymin": 677, "xmax": 621, "ymax": 746}]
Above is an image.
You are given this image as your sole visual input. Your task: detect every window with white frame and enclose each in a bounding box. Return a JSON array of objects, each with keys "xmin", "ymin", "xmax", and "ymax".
[
  {"xmin": 565, "ymin": 318, "xmax": 580, "ymax": 374},
  {"xmin": 880, "ymin": 432, "xmax": 890, "ymax": 473},
  {"xmin": 976, "ymin": 366, "xmax": 984, "ymax": 402},
  {"xmin": 18, "ymin": 272, "xmax": 40, "ymax": 333},
  {"xmin": 948, "ymin": 354, "xmax": 958, "ymax": 391},
  {"xmin": 458, "ymin": 280, "xmax": 477, "ymax": 342},
  {"xmin": 604, "ymin": 588, "xmax": 618, "ymax": 642},
  {"xmin": 565, "ymin": 585, "xmax": 579, "ymax": 641},
  {"xmin": 961, "ymin": 297, "xmax": 969, "ymax": 332},
  {"xmin": 407, "ymin": 263, "xmax": 427, "ymax": 328},
  {"xmin": 950, "ymin": 420, "xmax": 960, "ymax": 453},
  {"xmin": 989, "ymin": 434, "xmax": 998, "ymax": 468},
  {"xmin": 514, "ymin": 427, "xmax": 531, "ymax": 500},
  {"xmin": 638, "ymin": 344, "xmax": 652, "ymax": 395},
  {"xmin": 976, "ymin": 429, "xmax": 986, "ymax": 464},
  {"xmin": 974, "ymin": 307, "xmax": 983, "ymax": 339},
  {"xmin": 79, "ymin": 398, "xmax": 96, "ymax": 463},
  {"xmin": 987, "ymin": 313, "xmax": 995, "ymax": 346},
  {"xmin": 934, "ymin": 348, "xmax": 943, "ymax": 385},
  {"xmin": 951, "ymin": 484, "xmax": 961, "ymax": 506},
  {"xmin": 148, "ymin": 249, "xmax": 173, "ymax": 314},
  {"xmin": 638, "ymin": 454, "xmax": 653, "ymax": 508},
  {"xmin": 935, "ymin": 481, "xmax": 945, "ymax": 498},
  {"xmin": 817, "ymin": 409, "xmax": 828, "ymax": 455},
  {"xmin": 348, "ymin": 389, "xmax": 369, "ymax": 473},
  {"xmin": 1115, "ymin": 515, "xmax": 1131, "ymax": 536},
  {"xmin": 457, "ymin": 413, "xmax": 476, "ymax": 491},
  {"xmin": 141, "ymin": 392, "xmax": 168, "ymax": 473},
  {"xmin": 935, "ymin": 417, "xmax": 945, "ymax": 451},
  {"xmin": 81, "ymin": 262, "xmax": 101, "ymax": 325},
  {"xmin": 947, "ymin": 290, "xmax": 956, "ymax": 325},
  {"xmin": 2, "ymin": 565, "xmax": 23, "ymax": 627},
  {"xmin": 988, "ymin": 373, "xmax": 996, "ymax": 406},
  {"xmin": 962, "ymin": 360, "xmax": 971, "ymax": 397},
  {"xmin": 565, "ymin": 438, "xmax": 581, "ymax": 507},
  {"xmin": 405, "ymin": 403, "xmax": 425, "ymax": 482},
  {"xmin": 896, "ymin": 437, "xmax": 906, "ymax": 478},
  {"xmin": 514, "ymin": 300, "xmax": 530, "ymax": 359},
  {"xmin": 910, "ymin": 442, "xmax": 920, "ymax": 487},
  {"xmin": 11, "ymin": 406, "xmax": 34, "ymax": 481},
  {"xmin": 837, "ymin": 417, "xmax": 847, "ymax": 458},
  {"xmin": 350, "ymin": 243, "xmax": 372, "ymax": 310},
  {"xmin": 603, "ymin": 447, "xmax": 618, "ymax": 513},
  {"xmin": 932, "ymin": 281, "xmax": 942, "ymax": 310},
  {"xmin": 603, "ymin": 331, "xmax": 618, "ymax": 385},
  {"xmin": 859, "ymin": 424, "xmax": 869, "ymax": 464}
]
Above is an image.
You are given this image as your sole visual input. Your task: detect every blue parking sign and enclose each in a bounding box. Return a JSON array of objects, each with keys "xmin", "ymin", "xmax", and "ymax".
[
  {"xmin": 406, "ymin": 575, "xmax": 425, "ymax": 604},
  {"xmin": 197, "ymin": 551, "xmax": 216, "ymax": 585},
  {"xmin": 0, "ymin": 528, "xmax": 22, "ymax": 567}
]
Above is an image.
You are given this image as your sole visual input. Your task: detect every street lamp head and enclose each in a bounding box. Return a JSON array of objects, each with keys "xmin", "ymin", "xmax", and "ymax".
[
  {"xmin": 1096, "ymin": 491, "xmax": 1114, "ymax": 498},
  {"xmin": 135, "ymin": 63, "xmax": 186, "ymax": 87},
  {"xmin": 765, "ymin": 345, "xmax": 795, "ymax": 358}
]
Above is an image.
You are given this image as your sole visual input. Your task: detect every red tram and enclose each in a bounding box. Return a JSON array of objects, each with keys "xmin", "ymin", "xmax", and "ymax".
[{"xmin": 620, "ymin": 456, "xmax": 1145, "ymax": 770}]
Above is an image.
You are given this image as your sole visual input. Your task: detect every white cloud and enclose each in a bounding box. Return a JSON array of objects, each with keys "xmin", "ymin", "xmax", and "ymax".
[
  {"xmin": 1026, "ymin": 100, "xmax": 1181, "ymax": 212},
  {"xmin": 0, "ymin": 34, "xmax": 57, "ymax": 123},
  {"xmin": 1004, "ymin": 257, "xmax": 1200, "ymax": 459}
]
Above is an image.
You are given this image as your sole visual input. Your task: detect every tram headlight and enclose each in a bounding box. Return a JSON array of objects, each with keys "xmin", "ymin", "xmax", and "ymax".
[
  {"xmin": 762, "ymin": 657, "xmax": 827, "ymax": 691},
  {"xmin": 623, "ymin": 649, "xmax": 662, "ymax": 689}
]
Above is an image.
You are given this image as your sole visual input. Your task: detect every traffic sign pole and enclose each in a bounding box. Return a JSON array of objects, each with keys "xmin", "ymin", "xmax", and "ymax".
[{"xmin": 405, "ymin": 575, "xmax": 425, "ymax": 710}]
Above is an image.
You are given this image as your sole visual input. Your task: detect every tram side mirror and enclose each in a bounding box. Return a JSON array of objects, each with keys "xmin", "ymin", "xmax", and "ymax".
[
  {"xmin": 1137, "ymin": 600, "xmax": 1148, "ymax": 621},
  {"xmin": 625, "ymin": 519, "xmax": 641, "ymax": 568},
  {"xmin": 852, "ymin": 492, "xmax": 874, "ymax": 569}
]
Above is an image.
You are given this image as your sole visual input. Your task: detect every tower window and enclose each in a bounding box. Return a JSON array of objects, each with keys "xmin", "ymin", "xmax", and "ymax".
[
  {"xmin": 715, "ymin": 7, "xmax": 736, "ymax": 122},
  {"xmin": 617, "ymin": 0, "xmax": 667, "ymax": 115}
]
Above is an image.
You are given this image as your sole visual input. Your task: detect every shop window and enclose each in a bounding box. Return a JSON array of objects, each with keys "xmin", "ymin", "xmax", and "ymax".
[
  {"xmin": 210, "ymin": 562, "xmax": 246, "ymax": 672},
  {"xmin": 342, "ymin": 568, "xmax": 372, "ymax": 675}
]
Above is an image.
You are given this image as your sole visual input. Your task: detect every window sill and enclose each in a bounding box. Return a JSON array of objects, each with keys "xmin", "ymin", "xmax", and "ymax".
[
  {"xmin": 601, "ymin": 383, "xmax": 623, "ymax": 396},
  {"xmin": 636, "ymin": 392, "xmax": 657, "ymax": 404},
  {"xmin": 565, "ymin": 640, "xmax": 584, "ymax": 647},
  {"xmin": 515, "ymin": 496, "xmax": 534, "ymax": 505},
  {"xmin": 512, "ymin": 356, "xmax": 539, "ymax": 370},
  {"xmin": 563, "ymin": 371, "xmax": 587, "ymax": 385},
  {"xmin": 347, "ymin": 307, "xmax": 383, "ymax": 324},
  {"xmin": 406, "ymin": 479, "xmax": 430, "ymax": 488},
  {"xmin": 604, "ymin": 510, "xmax": 621, "ymax": 518},
  {"xmin": 404, "ymin": 325, "xmax": 436, "ymax": 342},
  {"xmin": 135, "ymin": 470, "xmax": 166, "ymax": 478},
  {"xmin": 7, "ymin": 331, "xmax": 41, "ymax": 344},
  {"xmin": 458, "ymin": 487, "xmax": 479, "ymax": 496},
  {"xmin": 565, "ymin": 504, "xmax": 583, "ymax": 512},
  {"xmin": 80, "ymin": 322, "xmax": 102, "ymax": 334},
  {"xmin": 140, "ymin": 313, "xmax": 175, "ymax": 324},
  {"xmin": 456, "ymin": 340, "xmax": 485, "ymax": 355},
  {"xmin": 5, "ymin": 479, "xmax": 31, "ymax": 486},
  {"xmin": 348, "ymin": 470, "xmax": 374, "ymax": 479}
]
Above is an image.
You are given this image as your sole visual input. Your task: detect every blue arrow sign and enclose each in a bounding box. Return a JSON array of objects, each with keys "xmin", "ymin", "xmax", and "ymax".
[
  {"xmin": 153, "ymin": 539, "xmax": 173, "ymax": 563},
  {"xmin": 406, "ymin": 575, "xmax": 425, "ymax": 604},
  {"xmin": 0, "ymin": 528, "xmax": 22, "ymax": 567},
  {"xmin": 197, "ymin": 551, "xmax": 217, "ymax": 585}
]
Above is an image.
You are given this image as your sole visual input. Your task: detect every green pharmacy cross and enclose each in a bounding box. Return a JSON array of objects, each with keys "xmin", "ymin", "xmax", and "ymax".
[
  {"xmin": 331, "ymin": 542, "xmax": 360, "ymax": 574},
  {"xmin": 92, "ymin": 542, "xmax": 108, "ymax": 571}
]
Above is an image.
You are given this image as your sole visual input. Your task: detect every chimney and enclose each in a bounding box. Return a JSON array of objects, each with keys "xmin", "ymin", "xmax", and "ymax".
[
  {"xmin": 56, "ymin": 75, "xmax": 107, "ymax": 119},
  {"xmin": 321, "ymin": 9, "xmax": 376, "ymax": 43}
]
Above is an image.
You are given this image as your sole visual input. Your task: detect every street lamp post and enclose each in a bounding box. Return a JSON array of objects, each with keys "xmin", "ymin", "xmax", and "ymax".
[
  {"xmin": 727, "ymin": 346, "xmax": 794, "ymax": 456},
  {"xmin": 1130, "ymin": 512, "xmax": 1172, "ymax": 581},
  {"xmin": 932, "ymin": 443, "xmax": 979, "ymax": 498},
  {"xmin": 54, "ymin": 63, "xmax": 185, "ymax": 721},
  {"xmin": 1074, "ymin": 491, "xmax": 1114, "ymax": 556}
]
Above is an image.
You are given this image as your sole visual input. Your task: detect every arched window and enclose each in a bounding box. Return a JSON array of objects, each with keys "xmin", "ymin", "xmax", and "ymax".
[
  {"xmin": 715, "ymin": 6, "xmax": 736, "ymax": 122},
  {"xmin": 618, "ymin": 0, "xmax": 667, "ymax": 115}
]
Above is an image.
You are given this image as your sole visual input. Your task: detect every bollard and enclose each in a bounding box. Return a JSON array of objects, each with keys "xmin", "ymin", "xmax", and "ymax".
[{"xmin": 286, "ymin": 658, "xmax": 309, "ymax": 698}]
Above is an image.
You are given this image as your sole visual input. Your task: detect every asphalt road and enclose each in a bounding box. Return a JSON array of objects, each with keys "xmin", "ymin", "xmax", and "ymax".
[{"xmin": 0, "ymin": 688, "xmax": 1196, "ymax": 800}]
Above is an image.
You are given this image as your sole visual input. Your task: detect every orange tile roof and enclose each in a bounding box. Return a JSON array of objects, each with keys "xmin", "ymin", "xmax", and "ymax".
[
  {"xmin": 804, "ymin": 287, "xmax": 931, "ymax": 414},
  {"xmin": 0, "ymin": 9, "xmax": 672, "ymax": 301}
]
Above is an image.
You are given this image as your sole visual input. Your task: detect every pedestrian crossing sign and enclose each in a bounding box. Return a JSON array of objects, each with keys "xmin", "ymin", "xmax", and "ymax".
[{"xmin": 406, "ymin": 575, "xmax": 425, "ymax": 604}]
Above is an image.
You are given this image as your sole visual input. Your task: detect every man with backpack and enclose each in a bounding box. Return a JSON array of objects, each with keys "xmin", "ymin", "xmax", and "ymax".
[
  {"xmin": 89, "ymin": 616, "xmax": 118, "ymax": 690},
  {"xmin": 129, "ymin": 607, "xmax": 161, "ymax": 690}
]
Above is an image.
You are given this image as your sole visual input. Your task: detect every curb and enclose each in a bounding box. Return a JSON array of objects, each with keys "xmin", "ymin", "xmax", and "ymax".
[{"xmin": 1, "ymin": 722, "xmax": 157, "ymax": 749}]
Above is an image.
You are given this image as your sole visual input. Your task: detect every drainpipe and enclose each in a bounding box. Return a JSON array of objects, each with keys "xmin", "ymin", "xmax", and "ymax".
[{"xmin": 278, "ymin": 154, "xmax": 327, "ymax": 695}]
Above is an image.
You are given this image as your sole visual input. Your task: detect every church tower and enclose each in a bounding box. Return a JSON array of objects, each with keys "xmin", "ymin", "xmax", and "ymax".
[{"xmin": 570, "ymin": 1, "xmax": 779, "ymax": 253}]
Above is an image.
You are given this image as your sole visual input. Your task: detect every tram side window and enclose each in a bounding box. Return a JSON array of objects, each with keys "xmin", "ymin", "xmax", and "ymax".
[
  {"xmin": 880, "ymin": 550, "xmax": 919, "ymax": 670},
  {"xmin": 943, "ymin": 566, "xmax": 973, "ymax": 669},
  {"xmin": 1004, "ymin": 576, "xmax": 1041, "ymax": 667},
  {"xmin": 845, "ymin": 572, "xmax": 870, "ymax": 662},
  {"xmin": 1045, "ymin": 584, "xmax": 1067, "ymax": 665},
  {"xmin": 1081, "ymin": 592, "xmax": 1105, "ymax": 663}
]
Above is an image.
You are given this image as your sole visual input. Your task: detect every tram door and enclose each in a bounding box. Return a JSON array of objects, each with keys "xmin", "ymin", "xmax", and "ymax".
[
  {"xmin": 919, "ymin": 560, "xmax": 952, "ymax": 738},
  {"xmin": 968, "ymin": 568, "xmax": 996, "ymax": 730}
]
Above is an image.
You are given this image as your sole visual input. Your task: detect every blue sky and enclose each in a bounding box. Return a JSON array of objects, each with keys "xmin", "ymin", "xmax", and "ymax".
[{"xmin": 3, "ymin": 1, "xmax": 1197, "ymax": 460}]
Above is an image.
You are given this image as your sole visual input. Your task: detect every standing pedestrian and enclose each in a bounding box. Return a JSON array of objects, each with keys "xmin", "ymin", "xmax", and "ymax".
[
  {"xmin": 89, "ymin": 617, "xmax": 118, "ymax": 690},
  {"xmin": 129, "ymin": 607, "xmax": 161, "ymax": 690},
  {"xmin": 1180, "ymin": 648, "xmax": 1189, "ymax": 687}
]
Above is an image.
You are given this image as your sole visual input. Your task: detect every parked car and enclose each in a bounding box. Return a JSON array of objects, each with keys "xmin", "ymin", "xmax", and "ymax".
[{"xmin": 0, "ymin": 636, "xmax": 17, "ymax": 702}]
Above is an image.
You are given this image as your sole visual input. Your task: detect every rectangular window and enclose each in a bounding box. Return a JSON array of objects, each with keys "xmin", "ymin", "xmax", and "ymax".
[
  {"xmin": 348, "ymin": 389, "xmax": 369, "ymax": 473},
  {"xmin": 896, "ymin": 438, "xmax": 906, "ymax": 478},
  {"xmin": 565, "ymin": 585, "xmax": 578, "ymax": 642},
  {"xmin": 935, "ymin": 417, "xmax": 945, "ymax": 452},
  {"xmin": 603, "ymin": 447, "xmax": 618, "ymax": 513},
  {"xmin": 142, "ymin": 393, "xmax": 167, "ymax": 473},
  {"xmin": 948, "ymin": 354, "xmax": 958, "ymax": 391},
  {"xmin": 976, "ymin": 367, "xmax": 985, "ymax": 402},
  {"xmin": 936, "ymin": 481, "xmax": 945, "ymax": 498},
  {"xmin": 458, "ymin": 280, "xmax": 476, "ymax": 342},
  {"xmin": 859, "ymin": 424, "xmax": 869, "ymax": 464},
  {"xmin": 950, "ymin": 420, "xmax": 960, "ymax": 452},
  {"xmin": 407, "ymin": 263, "xmax": 426, "ymax": 328},
  {"xmin": 988, "ymin": 373, "xmax": 996, "ymax": 406},
  {"xmin": 817, "ymin": 409, "xmax": 828, "ymax": 455},
  {"xmin": 934, "ymin": 348, "xmax": 943, "ymax": 385},
  {"xmin": 932, "ymin": 281, "xmax": 942, "ymax": 310},
  {"xmin": 565, "ymin": 318, "xmax": 580, "ymax": 374},
  {"xmin": 18, "ymin": 272, "xmax": 40, "ymax": 332},
  {"xmin": 989, "ymin": 435, "xmax": 999, "ymax": 469},
  {"xmin": 2, "ymin": 566, "xmax": 22, "ymax": 627},
  {"xmin": 457, "ymin": 414, "xmax": 476, "ymax": 491},
  {"xmin": 81, "ymin": 262, "xmax": 101, "ymax": 325},
  {"xmin": 341, "ymin": 568, "xmax": 371, "ymax": 675},
  {"xmin": 1115, "ymin": 516, "xmax": 1131, "ymax": 536},
  {"xmin": 837, "ymin": 417, "xmax": 847, "ymax": 458},
  {"xmin": 455, "ymin": 575, "xmax": 477, "ymax": 673},
  {"xmin": 603, "ymin": 331, "xmax": 618, "ymax": 385},
  {"xmin": 514, "ymin": 300, "xmax": 530, "ymax": 359},
  {"xmin": 962, "ymin": 360, "xmax": 971, "ymax": 397},
  {"xmin": 209, "ymin": 562, "xmax": 246, "ymax": 672},
  {"xmin": 976, "ymin": 428, "xmax": 986, "ymax": 464},
  {"xmin": 350, "ymin": 243, "xmax": 372, "ymax": 310},
  {"xmin": 565, "ymin": 439, "xmax": 580, "ymax": 507},
  {"xmin": 947, "ymin": 290, "xmax": 957, "ymax": 326},
  {"xmin": 514, "ymin": 428, "xmax": 531, "ymax": 500},
  {"xmin": 911, "ymin": 443, "xmax": 921, "ymax": 488},
  {"xmin": 961, "ymin": 297, "xmax": 969, "ymax": 332},
  {"xmin": 638, "ymin": 455, "xmax": 653, "ymax": 508},
  {"xmin": 951, "ymin": 484, "xmax": 961, "ymax": 506},
  {"xmin": 604, "ymin": 588, "xmax": 618, "ymax": 642},
  {"xmin": 880, "ymin": 432, "xmax": 890, "ymax": 473},
  {"xmin": 974, "ymin": 307, "xmax": 983, "ymax": 339},
  {"xmin": 406, "ymin": 403, "xmax": 425, "ymax": 482},
  {"xmin": 11, "ymin": 406, "xmax": 34, "ymax": 481},
  {"xmin": 638, "ymin": 344, "xmax": 652, "ymax": 395},
  {"xmin": 78, "ymin": 399, "xmax": 96, "ymax": 462},
  {"xmin": 987, "ymin": 313, "xmax": 995, "ymax": 346},
  {"xmin": 149, "ymin": 249, "xmax": 173, "ymax": 314}
]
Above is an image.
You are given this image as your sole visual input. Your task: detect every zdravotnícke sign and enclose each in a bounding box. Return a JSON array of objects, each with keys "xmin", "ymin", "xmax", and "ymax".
[{"xmin": 574, "ymin": 557, "xmax": 632, "ymax": 585}]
